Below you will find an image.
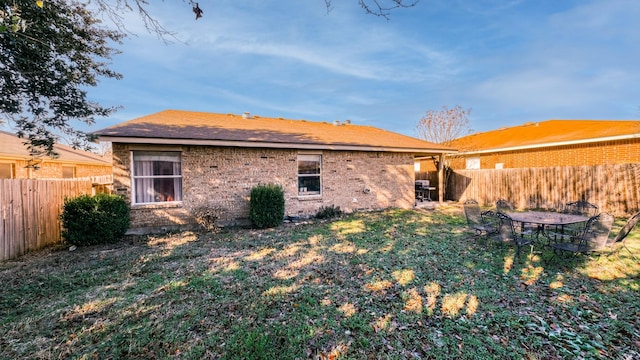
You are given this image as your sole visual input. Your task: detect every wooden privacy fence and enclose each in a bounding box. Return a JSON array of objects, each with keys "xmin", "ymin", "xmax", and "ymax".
[
  {"xmin": 0, "ymin": 178, "xmax": 95, "ymax": 261},
  {"xmin": 422, "ymin": 163, "xmax": 640, "ymax": 216}
]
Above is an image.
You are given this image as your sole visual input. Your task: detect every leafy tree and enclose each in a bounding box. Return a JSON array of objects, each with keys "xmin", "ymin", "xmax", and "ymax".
[
  {"xmin": 415, "ymin": 105, "xmax": 473, "ymax": 199},
  {"xmin": 1, "ymin": 0, "xmax": 419, "ymax": 157},
  {"xmin": 0, "ymin": 0, "xmax": 123, "ymax": 157}
]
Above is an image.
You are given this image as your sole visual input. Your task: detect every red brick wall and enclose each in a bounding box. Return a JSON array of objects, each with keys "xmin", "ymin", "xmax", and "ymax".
[{"xmin": 422, "ymin": 138, "xmax": 640, "ymax": 170}]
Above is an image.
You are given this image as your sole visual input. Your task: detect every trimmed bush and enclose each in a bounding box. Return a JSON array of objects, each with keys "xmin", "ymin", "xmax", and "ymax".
[
  {"xmin": 315, "ymin": 205, "xmax": 343, "ymax": 219},
  {"xmin": 61, "ymin": 193, "xmax": 130, "ymax": 246},
  {"xmin": 249, "ymin": 184, "xmax": 285, "ymax": 229}
]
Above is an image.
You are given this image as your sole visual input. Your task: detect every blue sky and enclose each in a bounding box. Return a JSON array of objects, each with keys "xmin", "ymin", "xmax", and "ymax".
[{"xmin": 79, "ymin": 0, "xmax": 640, "ymax": 138}]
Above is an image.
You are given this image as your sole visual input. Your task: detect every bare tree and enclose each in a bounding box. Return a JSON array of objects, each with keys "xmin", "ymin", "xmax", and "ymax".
[
  {"xmin": 325, "ymin": 0, "xmax": 420, "ymax": 19},
  {"xmin": 415, "ymin": 105, "xmax": 473, "ymax": 200},
  {"xmin": 415, "ymin": 105, "xmax": 472, "ymax": 146},
  {"xmin": 97, "ymin": 0, "xmax": 420, "ymax": 42}
]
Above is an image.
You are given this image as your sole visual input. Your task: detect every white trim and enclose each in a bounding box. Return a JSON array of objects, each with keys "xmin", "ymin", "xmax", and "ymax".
[
  {"xmin": 97, "ymin": 136, "xmax": 457, "ymax": 155},
  {"xmin": 458, "ymin": 133, "xmax": 640, "ymax": 155},
  {"xmin": 297, "ymin": 154, "xmax": 322, "ymax": 197},
  {"xmin": 129, "ymin": 151, "xmax": 135, "ymax": 206},
  {"xmin": 131, "ymin": 150, "xmax": 183, "ymax": 205}
]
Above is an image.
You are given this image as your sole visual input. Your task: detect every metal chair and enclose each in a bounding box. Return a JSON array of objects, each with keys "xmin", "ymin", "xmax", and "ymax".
[
  {"xmin": 610, "ymin": 211, "xmax": 640, "ymax": 262},
  {"xmin": 496, "ymin": 212, "xmax": 534, "ymax": 257},
  {"xmin": 550, "ymin": 213, "xmax": 614, "ymax": 258},
  {"xmin": 463, "ymin": 199, "xmax": 499, "ymax": 241},
  {"xmin": 496, "ymin": 199, "xmax": 536, "ymax": 233},
  {"xmin": 496, "ymin": 199, "xmax": 515, "ymax": 212},
  {"xmin": 562, "ymin": 200, "xmax": 599, "ymax": 237},
  {"xmin": 564, "ymin": 200, "xmax": 599, "ymax": 217}
]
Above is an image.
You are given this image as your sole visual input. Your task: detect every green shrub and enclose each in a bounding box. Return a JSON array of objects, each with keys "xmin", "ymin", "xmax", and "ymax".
[
  {"xmin": 249, "ymin": 184, "xmax": 285, "ymax": 229},
  {"xmin": 315, "ymin": 205, "xmax": 343, "ymax": 219},
  {"xmin": 61, "ymin": 193, "xmax": 130, "ymax": 246}
]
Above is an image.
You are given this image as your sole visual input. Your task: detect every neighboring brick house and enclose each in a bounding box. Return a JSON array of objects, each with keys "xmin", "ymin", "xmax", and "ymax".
[
  {"xmin": 0, "ymin": 130, "xmax": 112, "ymax": 179},
  {"xmin": 94, "ymin": 110, "xmax": 455, "ymax": 233},
  {"xmin": 432, "ymin": 120, "xmax": 640, "ymax": 170}
]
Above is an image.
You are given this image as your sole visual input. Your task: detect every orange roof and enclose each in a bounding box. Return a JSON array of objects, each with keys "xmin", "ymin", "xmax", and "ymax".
[
  {"xmin": 0, "ymin": 131, "xmax": 111, "ymax": 165},
  {"xmin": 451, "ymin": 120, "xmax": 640, "ymax": 152},
  {"xmin": 94, "ymin": 110, "xmax": 455, "ymax": 154}
]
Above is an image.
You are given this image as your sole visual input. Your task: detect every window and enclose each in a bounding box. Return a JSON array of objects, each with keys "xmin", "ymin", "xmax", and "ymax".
[
  {"xmin": 62, "ymin": 166, "xmax": 76, "ymax": 178},
  {"xmin": 0, "ymin": 163, "xmax": 14, "ymax": 179},
  {"xmin": 297, "ymin": 154, "xmax": 321, "ymax": 196},
  {"xmin": 132, "ymin": 151, "xmax": 182, "ymax": 204},
  {"xmin": 466, "ymin": 157, "xmax": 480, "ymax": 170}
]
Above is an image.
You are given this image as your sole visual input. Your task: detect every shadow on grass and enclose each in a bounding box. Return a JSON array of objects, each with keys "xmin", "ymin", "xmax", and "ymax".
[{"xmin": 0, "ymin": 206, "xmax": 639, "ymax": 359}]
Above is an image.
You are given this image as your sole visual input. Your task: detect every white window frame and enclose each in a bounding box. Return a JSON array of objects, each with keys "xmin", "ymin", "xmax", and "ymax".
[
  {"xmin": 465, "ymin": 157, "xmax": 481, "ymax": 170},
  {"xmin": 297, "ymin": 154, "xmax": 321, "ymax": 196},
  {"xmin": 131, "ymin": 151, "xmax": 183, "ymax": 205}
]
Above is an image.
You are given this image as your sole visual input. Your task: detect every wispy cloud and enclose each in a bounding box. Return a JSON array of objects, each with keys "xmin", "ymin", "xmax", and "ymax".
[{"xmin": 70, "ymin": 0, "xmax": 640, "ymax": 137}]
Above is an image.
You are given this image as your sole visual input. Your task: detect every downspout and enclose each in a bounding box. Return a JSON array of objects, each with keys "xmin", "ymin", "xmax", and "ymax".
[{"xmin": 437, "ymin": 153, "xmax": 445, "ymax": 203}]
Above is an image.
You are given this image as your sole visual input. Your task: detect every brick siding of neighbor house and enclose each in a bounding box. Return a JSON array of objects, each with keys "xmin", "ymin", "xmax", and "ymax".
[
  {"xmin": 419, "ymin": 138, "xmax": 640, "ymax": 171},
  {"xmin": 1, "ymin": 131, "xmax": 113, "ymax": 179},
  {"xmin": 112, "ymin": 143, "xmax": 415, "ymax": 233},
  {"xmin": 11, "ymin": 160, "xmax": 112, "ymax": 179},
  {"xmin": 467, "ymin": 139, "xmax": 640, "ymax": 170}
]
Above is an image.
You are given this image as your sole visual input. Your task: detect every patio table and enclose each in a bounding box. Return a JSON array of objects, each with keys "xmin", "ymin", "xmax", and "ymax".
[{"xmin": 505, "ymin": 210, "xmax": 589, "ymax": 245}]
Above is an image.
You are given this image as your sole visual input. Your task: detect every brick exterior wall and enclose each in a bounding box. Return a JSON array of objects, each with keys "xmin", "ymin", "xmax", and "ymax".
[
  {"xmin": 419, "ymin": 138, "xmax": 640, "ymax": 171},
  {"xmin": 6, "ymin": 159, "xmax": 112, "ymax": 179},
  {"xmin": 112, "ymin": 143, "xmax": 416, "ymax": 233}
]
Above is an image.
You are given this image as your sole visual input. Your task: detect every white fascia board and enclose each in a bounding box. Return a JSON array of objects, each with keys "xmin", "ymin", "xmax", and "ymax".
[
  {"xmin": 97, "ymin": 136, "xmax": 458, "ymax": 155},
  {"xmin": 457, "ymin": 133, "xmax": 640, "ymax": 155}
]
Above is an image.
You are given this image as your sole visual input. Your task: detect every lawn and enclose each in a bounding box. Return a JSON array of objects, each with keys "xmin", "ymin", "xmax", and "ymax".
[{"xmin": 1, "ymin": 206, "xmax": 639, "ymax": 359}]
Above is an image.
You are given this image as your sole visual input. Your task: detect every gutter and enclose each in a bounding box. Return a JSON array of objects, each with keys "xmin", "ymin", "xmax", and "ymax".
[{"xmin": 96, "ymin": 136, "xmax": 458, "ymax": 155}]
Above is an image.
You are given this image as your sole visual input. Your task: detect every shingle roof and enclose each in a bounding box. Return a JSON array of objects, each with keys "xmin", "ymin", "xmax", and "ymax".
[
  {"xmin": 94, "ymin": 110, "xmax": 455, "ymax": 154},
  {"xmin": 451, "ymin": 120, "xmax": 640, "ymax": 152},
  {"xmin": 0, "ymin": 130, "xmax": 111, "ymax": 165}
]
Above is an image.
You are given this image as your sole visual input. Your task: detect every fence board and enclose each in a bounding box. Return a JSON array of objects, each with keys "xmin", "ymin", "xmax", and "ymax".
[
  {"xmin": 420, "ymin": 163, "xmax": 640, "ymax": 216},
  {"xmin": 0, "ymin": 179, "xmax": 95, "ymax": 261}
]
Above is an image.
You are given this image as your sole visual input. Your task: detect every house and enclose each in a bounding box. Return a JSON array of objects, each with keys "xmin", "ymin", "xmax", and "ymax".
[
  {"xmin": 94, "ymin": 110, "xmax": 456, "ymax": 233},
  {"xmin": 435, "ymin": 120, "xmax": 640, "ymax": 170},
  {"xmin": 0, "ymin": 130, "xmax": 112, "ymax": 179}
]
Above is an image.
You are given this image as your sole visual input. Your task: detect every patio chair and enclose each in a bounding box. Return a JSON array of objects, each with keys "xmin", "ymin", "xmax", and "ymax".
[
  {"xmin": 609, "ymin": 211, "xmax": 640, "ymax": 262},
  {"xmin": 564, "ymin": 200, "xmax": 599, "ymax": 217},
  {"xmin": 496, "ymin": 199, "xmax": 536, "ymax": 233},
  {"xmin": 496, "ymin": 212, "xmax": 534, "ymax": 257},
  {"xmin": 561, "ymin": 200, "xmax": 599, "ymax": 237},
  {"xmin": 463, "ymin": 199, "xmax": 499, "ymax": 241},
  {"xmin": 496, "ymin": 199, "xmax": 515, "ymax": 212},
  {"xmin": 550, "ymin": 213, "xmax": 614, "ymax": 259}
]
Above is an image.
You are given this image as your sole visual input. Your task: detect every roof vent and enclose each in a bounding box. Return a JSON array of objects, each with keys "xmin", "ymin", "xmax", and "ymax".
[
  {"xmin": 344, "ymin": 119, "xmax": 351, "ymax": 125},
  {"xmin": 242, "ymin": 112, "xmax": 251, "ymax": 119},
  {"xmin": 333, "ymin": 120, "xmax": 341, "ymax": 126}
]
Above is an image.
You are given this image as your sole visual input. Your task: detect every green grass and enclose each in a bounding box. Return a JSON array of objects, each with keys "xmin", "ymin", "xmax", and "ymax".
[{"xmin": 1, "ymin": 206, "xmax": 639, "ymax": 359}]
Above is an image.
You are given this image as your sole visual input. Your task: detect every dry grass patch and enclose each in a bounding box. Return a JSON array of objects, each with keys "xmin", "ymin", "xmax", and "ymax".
[{"xmin": 1, "ymin": 208, "xmax": 639, "ymax": 359}]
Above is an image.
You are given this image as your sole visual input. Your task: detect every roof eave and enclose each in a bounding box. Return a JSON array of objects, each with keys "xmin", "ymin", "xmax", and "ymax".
[
  {"xmin": 457, "ymin": 133, "xmax": 640, "ymax": 155},
  {"xmin": 97, "ymin": 136, "xmax": 457, "ymax": 155}
]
